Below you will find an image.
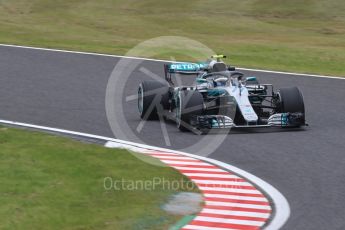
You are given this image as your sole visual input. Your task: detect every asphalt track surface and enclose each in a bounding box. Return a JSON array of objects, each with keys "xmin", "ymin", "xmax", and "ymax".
[{"xmin": 1, "ymin": 45, "xmax": 345, "ymax": 229}]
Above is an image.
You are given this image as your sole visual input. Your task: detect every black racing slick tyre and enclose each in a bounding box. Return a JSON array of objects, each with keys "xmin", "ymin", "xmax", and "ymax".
[
  {"xmin": 278, "ymin": 87, "xmax": 305, "ymax": 113},
  {"xmin": 138, "ymin": 80, "xmax": 169, "ymax": 120},
  {"xmin": 176, "ymin": 90, "xmax": 204, "ymax": 132},
  {"xmin": 277, "ymin": 87, "xmax": 305, "ymax": 125}
]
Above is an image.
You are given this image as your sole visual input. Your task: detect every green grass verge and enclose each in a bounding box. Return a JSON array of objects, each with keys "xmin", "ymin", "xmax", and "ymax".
[
  {"xmin": 0, "ymin": 0, "xmax": 344, "ymax": 76},
  {"xmin": 0, "ymin": 126, "xmax": 199, "ymax": 230}
]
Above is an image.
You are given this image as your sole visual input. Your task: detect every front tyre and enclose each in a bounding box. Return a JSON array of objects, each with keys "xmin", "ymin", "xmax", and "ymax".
[
  {"xmin": 176, "ymin": 90, "xmax": 204, "ymax": 131},
  {"xmin": 277, "ymin": 87, "xmax": 305, "ymax": 126}
]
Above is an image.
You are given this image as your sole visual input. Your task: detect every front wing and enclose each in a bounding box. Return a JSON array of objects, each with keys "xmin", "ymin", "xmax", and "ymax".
[{"xmin": 190, "ymin": 112, "xmax": 305, "ymax": 129}]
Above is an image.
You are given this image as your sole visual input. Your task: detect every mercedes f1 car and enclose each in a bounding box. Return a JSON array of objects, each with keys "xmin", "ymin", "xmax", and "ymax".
[{"xmin": 137, "ymin": 55, "xmax": 306, "ymax": 133}]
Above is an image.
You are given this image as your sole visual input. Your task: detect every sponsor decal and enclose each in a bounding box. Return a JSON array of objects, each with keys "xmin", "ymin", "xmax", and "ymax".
[{"xmin": 170, "ymin": 63, "xmax": 205, "ymax": 71}]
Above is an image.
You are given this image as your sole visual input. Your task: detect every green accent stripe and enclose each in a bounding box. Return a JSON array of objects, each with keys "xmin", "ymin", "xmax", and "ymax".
[{"xmin": 169, "ymin": 215, "xmax": 196, "ymax": 230}]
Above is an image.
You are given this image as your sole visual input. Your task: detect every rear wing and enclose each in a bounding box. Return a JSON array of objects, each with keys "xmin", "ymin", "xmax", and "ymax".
[
  {"xmin": 164, "ymin": 62, "xmax": 206, "ymax": 85},
  {"xmin": 165, "ymin": 63, "xmax": 206, "ymax": 74}
]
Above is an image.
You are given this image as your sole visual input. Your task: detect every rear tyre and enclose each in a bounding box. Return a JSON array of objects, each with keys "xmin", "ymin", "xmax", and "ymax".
[
  {"xmin": 138, "ymin": 80, "xmax": 169, "ymax": 120},
  {"xmin": 176, "ymin": 90, "xmax": 204, "ymax": 131},
  {"xmin": 277, "ymin": 87, "xmax": 305, "ymax": 125}
]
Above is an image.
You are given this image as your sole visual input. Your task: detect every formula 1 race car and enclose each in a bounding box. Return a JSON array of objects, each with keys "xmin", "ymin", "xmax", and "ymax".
[{"xmin": 137, "ymin": 55, "xmax": 306, "ymax": 133}]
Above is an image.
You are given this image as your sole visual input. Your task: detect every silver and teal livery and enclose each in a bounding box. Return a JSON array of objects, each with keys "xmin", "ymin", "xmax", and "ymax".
[{"xmin": 138, "ymin": 55, "xmax": 306, "ymax": 133}]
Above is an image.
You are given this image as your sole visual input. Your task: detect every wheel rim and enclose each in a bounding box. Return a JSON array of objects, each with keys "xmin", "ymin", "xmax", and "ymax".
[
  {"xmin": 138, "ymin": 85, "xmax": 144, "ymax": 115},
  {"xmin": 176, "ymin": 94, "xmax": 182, "ymax": 127}
]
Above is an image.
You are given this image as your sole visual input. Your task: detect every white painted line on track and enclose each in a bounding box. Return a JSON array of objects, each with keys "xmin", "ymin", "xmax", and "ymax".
[
  {"xmin": 192, "ymin": 180, "xmax": 252, "ymax": 186},
  {"xmin": 173, "ymin": 167, "xmax": 227, "ymax": 172},
  {"xmin": 194, "ymin": 216, "xmax": 265, "ymax": 226},
  {"xmin": 183, "ymin": 173, "xmax": 240, "ymax": 179},
  {"xmin": 201, "ymin": 209, "xmax": 271, "ymax": 218},
  {"xmin": 205, "ymin": 201, "xmax": 271, "ymax": 210},
  {"xmin": 198, "ymin": 186, "xmax": 263, "ymax": 194},
  {"xmin": 182, "ymin": 225, "xmax": 239, "ymax": 230},
  {"xmin": 146, "ymin": 151, "xmax": 179, "ymax": 155},
  {"xmin": 203, "ymin": 193, "xmax": 268, "ymax": 202},
  {"xmin": 0, "ymin": 43, "xmax": 344, "ymax": 79},
  {"xmin": 147, "ymin": 155, "xmax": 191, "ymax": 160},
  {"xmin": 237, "ymin": 67, "xmax": 345, "ymax": 80},
  {"xmin": 160, "ymin": 160, "xmax": 211, "ymax": 166}
]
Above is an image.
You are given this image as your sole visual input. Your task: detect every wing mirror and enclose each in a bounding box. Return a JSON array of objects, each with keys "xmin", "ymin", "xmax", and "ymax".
[
  {"xmin": 245, "ymin": 76, "xmax": 259, "ymax": 84},
  {"xmin": 246, "ymin": 77, "xmax": 257, "ymax": 82}
]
